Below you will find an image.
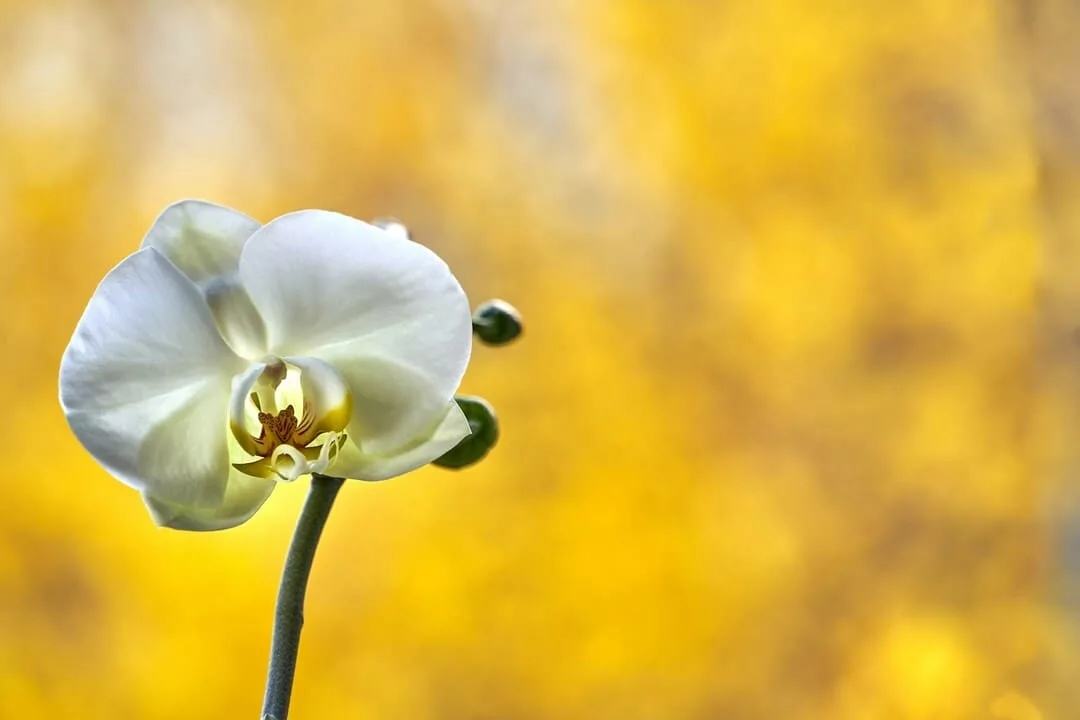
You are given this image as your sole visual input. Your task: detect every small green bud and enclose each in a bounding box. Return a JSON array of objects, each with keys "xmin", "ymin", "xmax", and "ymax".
[
  {"xmin": 433, "ymin": 396, "xmax": 499, "ymax": 469},
  {"xmin": 372, "ymin": 217, "xmax": 411, "ymax": 241},
  {"xmin": 472, "ymin": 300, "xmax": 523, "ymax": 346}
]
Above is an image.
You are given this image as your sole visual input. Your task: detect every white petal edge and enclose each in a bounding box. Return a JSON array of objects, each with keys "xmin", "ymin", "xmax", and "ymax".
[
  {"xmin": 60, "ymin": 248, "xmax": 245, "ymax": 507},
  {"xmin": 141, "ymin": 199, "xmax": 261, "ymax": 285},
  {"xmin": 237, "ymin": 210, "xmax": 472, "ymax": 445},
  {"xmin": 142, "ymin": 467, "xmax": 276, "ymax": 531},
  {"xmin": 330, "ymin": 400, "xmax": 472, "ymax": 481}
]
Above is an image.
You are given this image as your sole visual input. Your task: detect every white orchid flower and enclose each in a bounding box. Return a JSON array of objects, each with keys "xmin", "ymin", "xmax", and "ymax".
[{"xmin": 59, "ymin": 200, "xmax": 473, "ymax": 531}]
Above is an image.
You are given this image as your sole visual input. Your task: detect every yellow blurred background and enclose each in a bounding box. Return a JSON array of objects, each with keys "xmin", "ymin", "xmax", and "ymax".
[{"xmin": 1, "ymin": 0, "xmax": 1074, "ymax": 717}]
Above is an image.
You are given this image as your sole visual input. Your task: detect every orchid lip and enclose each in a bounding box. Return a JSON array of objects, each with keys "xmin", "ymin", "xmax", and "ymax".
[{"xmin": 229, "ymin": 357, "xmax": 352, "ymax": 482}]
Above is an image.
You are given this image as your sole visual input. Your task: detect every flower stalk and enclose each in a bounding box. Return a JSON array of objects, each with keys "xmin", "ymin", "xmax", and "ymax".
[{"xmin": 261, "ymin": 473, "xmax": 345, "ymax": 720}]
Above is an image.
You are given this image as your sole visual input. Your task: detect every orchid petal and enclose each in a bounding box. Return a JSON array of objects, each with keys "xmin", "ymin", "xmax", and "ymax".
[
  {"xmin": 142, "ymin": 200, "xmax": 268, "ymax": 358},
  {"xmin": 326, "ymin": 356, "xmax": 454, "ymax": 455},
  {"xmin": 330, "ymin": 400, "xmax": 471, "ymax": 481},
  {"xmin": 238, "ymin": 211, "xmax": 472, "ymax": 450},
  {"xmin": 142, "ymin": 467, "xmax": 275, "ymax": 531},
  {"xmin": 140, "ymin": 199, "xmax": 260, "ymax": 284},
  {"xmin": 60, "ymin": 248, "xmax": 244, "ymax": 507}
]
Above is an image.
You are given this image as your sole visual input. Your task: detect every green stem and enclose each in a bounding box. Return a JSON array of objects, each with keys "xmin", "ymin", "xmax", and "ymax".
[{"xmin": 261, "ymin": 473, "xmax": 345, "ymax": 720}]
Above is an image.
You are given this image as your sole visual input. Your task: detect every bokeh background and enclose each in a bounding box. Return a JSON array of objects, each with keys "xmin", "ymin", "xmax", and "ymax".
[{"xmin": 1, "ymin": 0, "xmax": 1076, "ymax": 717}]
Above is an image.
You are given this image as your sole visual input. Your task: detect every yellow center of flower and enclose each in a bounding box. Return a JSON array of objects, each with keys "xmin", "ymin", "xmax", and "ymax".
[
  {"xmin": 249, "ymin": 396, "xmax": 319, "ymax": 457},
  {"xmin": 230, "ymin": 358, "xmax": 352, "ymax": 481}
]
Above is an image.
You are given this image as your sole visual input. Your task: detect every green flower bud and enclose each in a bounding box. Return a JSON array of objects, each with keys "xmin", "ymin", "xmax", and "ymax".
[
  {"xmin": 433, "ymin": 396, "xmax": 499, "ymax": 469},
  {"xmin": 472, "ymin": 300, "xmax": 523, "ymax": 346}
]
